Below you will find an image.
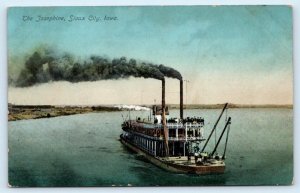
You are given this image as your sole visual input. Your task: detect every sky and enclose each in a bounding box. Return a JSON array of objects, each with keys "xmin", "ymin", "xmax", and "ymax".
[{"xmin": 7, "ymin": 5, "xmax": 293, "ymax": 105}]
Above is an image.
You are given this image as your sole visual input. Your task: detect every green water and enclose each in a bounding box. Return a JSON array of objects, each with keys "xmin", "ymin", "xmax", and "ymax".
[{"xmin": 8, "ymin": 108, "xmax": 293, "ymax": 186}]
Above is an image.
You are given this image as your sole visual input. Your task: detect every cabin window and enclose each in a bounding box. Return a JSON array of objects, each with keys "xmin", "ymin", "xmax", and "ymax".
[{"xmin": 169, "ymin": 129, "xmax": 176, "ymax": 137}]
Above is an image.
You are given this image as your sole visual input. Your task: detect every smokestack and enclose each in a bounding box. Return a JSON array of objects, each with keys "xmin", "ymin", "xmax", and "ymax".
[
  {"xmin": 180, "ymin": 80, "xmax": 183, "ymax": 120},
  {"xmin": 161, "ymin": 78, "xmax": 169, "ymax": 156},
  {"xmin": 162, "ymin": 79, "xmax": 165, "ymax": 110}
]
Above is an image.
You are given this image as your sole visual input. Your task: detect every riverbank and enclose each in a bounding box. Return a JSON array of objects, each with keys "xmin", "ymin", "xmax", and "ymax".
[
  {"xmin": 8, "ymin": 105, "xmax": 121, "ymax": 121},
  {"xmin": 8, "ymin": 103, "xmax": 293, "ymax": 121},
  {"xmin": 167, "ymin": 103, "xmax": 293, "ymax": 109}
]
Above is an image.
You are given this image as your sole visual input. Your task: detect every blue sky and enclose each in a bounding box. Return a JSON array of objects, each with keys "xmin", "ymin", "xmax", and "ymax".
[{"xmin": 8, "ymin": 6, "xmax": 293, "ymax": 105}]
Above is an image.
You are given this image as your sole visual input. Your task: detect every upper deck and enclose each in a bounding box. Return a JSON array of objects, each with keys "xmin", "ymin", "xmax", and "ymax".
[
  {"xmin": 122, "ymin": 119, "xmax": 205, "ymax": 142},
  {"xmin": 122, "ymin": 104, "xmax": 205, "ymax": 141}
]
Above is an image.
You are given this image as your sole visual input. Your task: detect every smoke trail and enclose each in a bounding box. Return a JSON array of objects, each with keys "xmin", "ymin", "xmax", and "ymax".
[
  {"xmin": 157, "ymin": 64, "xmax": 182, "ymax": 80},
  {"xmin": 14, "ymin": 48, "xmax": 181, "ymax": 87}
]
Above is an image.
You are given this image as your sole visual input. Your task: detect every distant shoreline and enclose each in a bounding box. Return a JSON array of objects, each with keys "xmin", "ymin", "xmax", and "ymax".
[
  {"xmin": 8, "ymin": 105, "xmax": 121, "ymax": 121},
  {"xmin": 166, "ymin": 104, "xmax": 293, "ymax": 109},
  {"xmin": 8, "ymin": 103, "xmax": 293, "ymax": 121}
]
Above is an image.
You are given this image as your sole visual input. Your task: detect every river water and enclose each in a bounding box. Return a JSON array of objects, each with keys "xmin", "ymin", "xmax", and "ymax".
[{"xmin": 8, "ymin": 108, "xmax": 293, "ymax": 186}]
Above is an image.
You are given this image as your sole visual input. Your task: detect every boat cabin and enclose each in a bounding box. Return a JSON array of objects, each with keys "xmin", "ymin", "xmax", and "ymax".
[{"xmin": 122, "ymin": 105, "xmax": 205, "ymax": 157}]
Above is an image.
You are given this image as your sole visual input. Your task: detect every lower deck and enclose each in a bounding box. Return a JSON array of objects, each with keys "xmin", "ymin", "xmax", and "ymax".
[
  {"xmin": 120, "ymin": 135, "xmax": 225, "ymax": 174},
  {"xmin": 122, "ymin": 130, "xmax": 192, "ymax": 157},
  {"xmin": 159, "ymin": 156, "xmax": 224, "ymax": 167}
]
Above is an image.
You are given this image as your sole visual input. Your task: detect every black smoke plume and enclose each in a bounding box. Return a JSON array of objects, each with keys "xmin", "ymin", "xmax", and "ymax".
[
  {"xmin": 14, "ymin": 49, "xmax": 182, "ymax": 87},
  {"xmin": 157, "ymin": 64, "xmax": 182, "ymax": 80}
]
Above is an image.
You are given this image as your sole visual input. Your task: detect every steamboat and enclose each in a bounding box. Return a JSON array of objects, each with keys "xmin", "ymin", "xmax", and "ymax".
[{"xmin": 120, "ymin": 79, "xmax": 231, "ymax": 174}]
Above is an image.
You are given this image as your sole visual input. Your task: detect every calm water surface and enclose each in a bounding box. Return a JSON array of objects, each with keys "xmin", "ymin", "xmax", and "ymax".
[{"xmin": 8, "ymin": 108, "xmax": 293, "ymax": 186}]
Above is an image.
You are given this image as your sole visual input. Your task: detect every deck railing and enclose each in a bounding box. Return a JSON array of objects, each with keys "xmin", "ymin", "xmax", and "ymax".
[
  {"xmin": 128, "ymin": 130, "xmax": 203, "ymax": 141},
  {"xmin": 141, "ymin": 122, "xmax": 204, "ymax": 129}
]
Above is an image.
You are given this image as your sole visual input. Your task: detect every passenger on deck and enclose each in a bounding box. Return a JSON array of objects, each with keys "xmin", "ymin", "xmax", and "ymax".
[{"xmin": 195, "ymin": 152, "xmax": 199, "ymax": 163}]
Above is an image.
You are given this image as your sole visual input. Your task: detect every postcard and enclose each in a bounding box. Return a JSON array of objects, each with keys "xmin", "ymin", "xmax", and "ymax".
[{"xmin": 7, "ymin": 5, "xmax": 293, "ymax": 187}]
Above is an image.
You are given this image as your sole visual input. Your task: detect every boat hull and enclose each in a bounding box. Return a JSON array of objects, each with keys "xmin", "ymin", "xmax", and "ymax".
[{"xmin": 120, "ymin": 135, "xmax": 225, "ymax": 175}]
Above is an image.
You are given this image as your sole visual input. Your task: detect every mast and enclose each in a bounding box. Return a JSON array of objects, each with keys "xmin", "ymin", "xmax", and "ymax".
[
  {"xmin": 222, "ymin": 123, "xmax": 231, "ymax": 159},
  {"xmin": 211, "ymin": 117, "xmax": 231, "ymax": 156},
  {"xmin": 201, "ymin": 103, "xmax": 228, "ymax": 152}
]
